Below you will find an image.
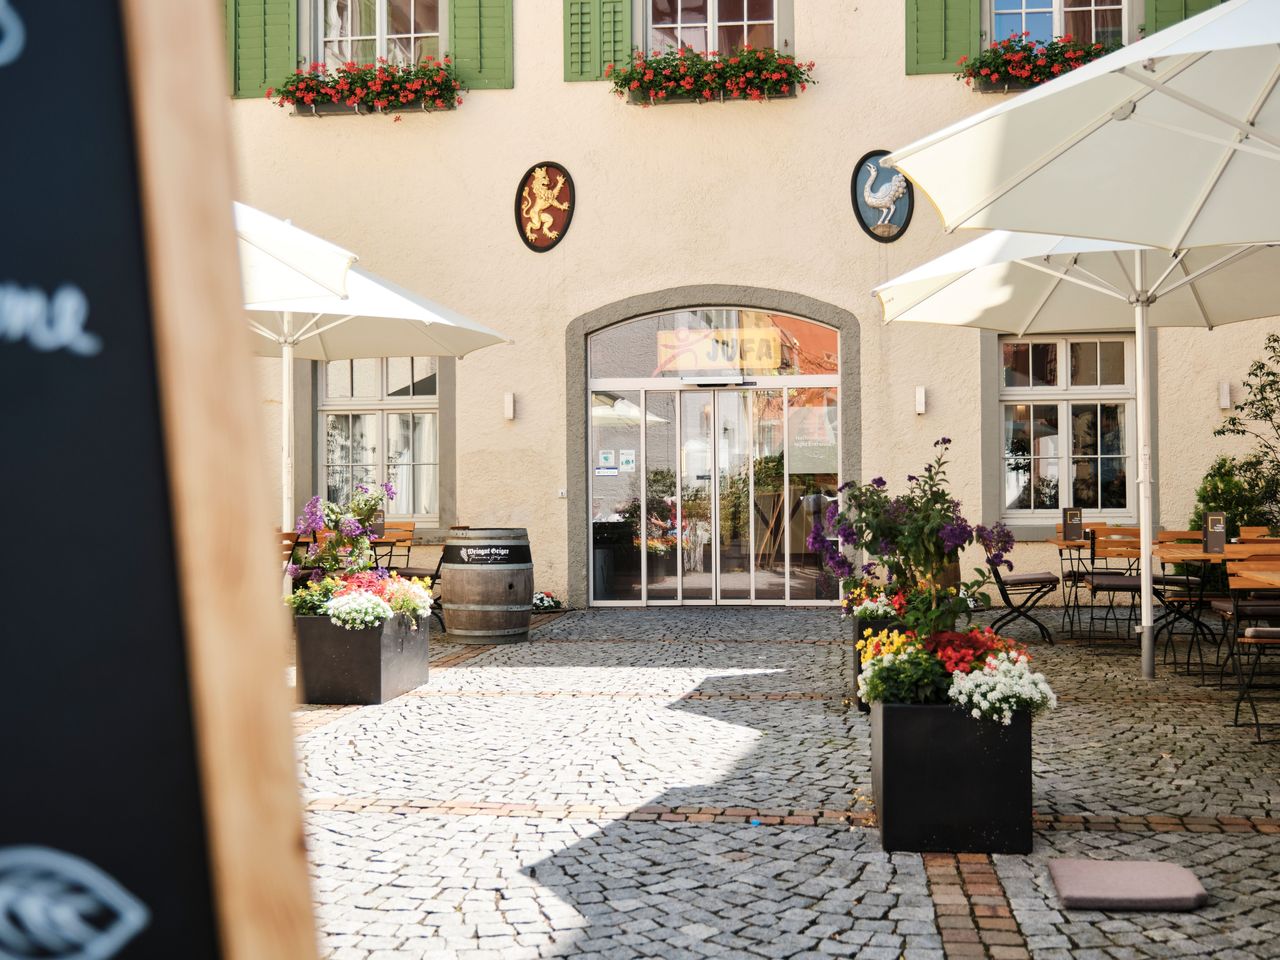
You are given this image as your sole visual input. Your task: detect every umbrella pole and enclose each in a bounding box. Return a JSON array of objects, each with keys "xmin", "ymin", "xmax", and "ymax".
[
  {"xmin": 1134, "ymin": 252, "xmax": 1156, "ymax": 680},
  {"xmin": 282, "ymin": 313, "xmax": 295, "ymax": 531}
]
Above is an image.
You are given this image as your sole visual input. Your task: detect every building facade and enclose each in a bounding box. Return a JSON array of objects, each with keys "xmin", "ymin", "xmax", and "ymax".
[{"xmin": 228, "ymin": 0, "xmax": 1269, "ymax": 606}]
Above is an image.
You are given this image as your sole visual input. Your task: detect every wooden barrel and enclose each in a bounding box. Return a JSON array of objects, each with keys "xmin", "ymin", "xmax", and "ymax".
[{"xmin": 441, "ymin": 528, "xmax": 534, "ymax": 644}]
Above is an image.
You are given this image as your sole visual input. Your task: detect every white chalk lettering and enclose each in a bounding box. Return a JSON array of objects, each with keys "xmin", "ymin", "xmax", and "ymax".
[
  {"xmin": 0, "ymin": 0, "xmax": 25, "ymax": 68},
  {"xmin": 0, "ymin": 283, "xmax": 103, "ymax": 357}
]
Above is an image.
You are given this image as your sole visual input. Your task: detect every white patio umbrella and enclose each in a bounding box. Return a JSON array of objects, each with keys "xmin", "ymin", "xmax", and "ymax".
[
  {"xmin": 234, "ymin": 202, "xmax": 357, "ymax": 303},
  {"xmin": 246, "ymin": 266, "xmax": 511, "ymax": 528},
  {"xmin": 882, "ymin": 0, "xmax": 1280, "ymax": 248},
  {"xmin": 880, "ymin": 0, "xmax": 1280, "ymax": 678},
  {"xmin": 874, "ymin": 231, "xmax": 1280, "ymax": 676}
]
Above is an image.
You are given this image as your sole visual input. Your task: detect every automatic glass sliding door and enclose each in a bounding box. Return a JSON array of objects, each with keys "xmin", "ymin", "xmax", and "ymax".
[{"xmin": 590, "ymin": 385, "xmax": 839, "ymax": 605}]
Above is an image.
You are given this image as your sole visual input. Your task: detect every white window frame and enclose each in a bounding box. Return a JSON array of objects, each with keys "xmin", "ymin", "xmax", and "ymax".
[
  {"xmin": 317, "ymin": 358, "xmax": 441, "ymax": 522},
  {"xmin": 986, "ymin": 0, "xmax": 1128, "ymax": 45},
  {"xmin": 997, "ymin": 335, "xmax": 1136, "ymax": 524},
  {"xmin": 641, "ymin": 0, "xmax": 794, "ymax": 55},
  {"xmin": 315, "ymin": 0, "xmax": 449, "ymax": 66}
]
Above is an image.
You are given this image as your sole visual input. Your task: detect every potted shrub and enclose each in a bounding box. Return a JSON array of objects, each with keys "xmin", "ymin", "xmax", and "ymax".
[
  {"xmin": 813, "ymin": 439, "xmax": 1053, "ymax": 852},
  {"xmin": 607, "ymin": 46, "xmax": 814, "ymax": 105},
  {"xmin": 860, "ymin": 627, "xmax": 1055, "ymax": 853},
  {"xmin": 288, "ymin": 571, "xmax": 434, "ymax": 705},
  {"xmin": 954, "ymin": 32, "xmax": 1120, "ymax": 93}
]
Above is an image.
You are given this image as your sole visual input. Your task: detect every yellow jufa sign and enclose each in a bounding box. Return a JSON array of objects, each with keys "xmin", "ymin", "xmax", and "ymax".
[{"xmin": 656, "ymin": 328, "xmax": 782, "ymax": 373}]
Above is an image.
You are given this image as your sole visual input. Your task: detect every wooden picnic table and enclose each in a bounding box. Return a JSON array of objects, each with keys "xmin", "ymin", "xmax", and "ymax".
[{"xmin": 1154, "ymin": 542, "xmax": 1280, "ymax": 563}]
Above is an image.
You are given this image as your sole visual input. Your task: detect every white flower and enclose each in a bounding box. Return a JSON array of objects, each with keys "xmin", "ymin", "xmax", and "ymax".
[
  {"xmin": 947, "ymin": 651, "xmax": 1056, "ymax": 724},
  {"xmin": 325, "ymin": 590, "xmax": 394, "ymax": 630}
]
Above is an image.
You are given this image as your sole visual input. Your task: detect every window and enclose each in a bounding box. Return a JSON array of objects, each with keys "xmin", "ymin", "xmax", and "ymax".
[
  {"xmin": 320, "ymin": 0, "xmax": 441, "ymax": 68},
  {"xmin": 990, "ymin": 0, "xmax": 1122, "ymax": 45},
  {"xmin": 645, "ymin": 0, "xmax": 784, "ymax": 53},
  {"xmin": 319, "ymin": 357, "xmax": 440, "ymax": 519},
  {"xmin": 998, "ymin": 337, "xmax": 1134, "ymax": 521}
]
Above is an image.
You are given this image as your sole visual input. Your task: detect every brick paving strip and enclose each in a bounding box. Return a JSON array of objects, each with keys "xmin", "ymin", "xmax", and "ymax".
[{"xmin": 926, "ymin": 853, "xmax": 1030, "ymax": 960}]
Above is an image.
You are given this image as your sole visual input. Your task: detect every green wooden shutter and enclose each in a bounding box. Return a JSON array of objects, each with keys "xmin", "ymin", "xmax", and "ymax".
[
  {"xmin": 1145, "ymin": 0, "xmax": 1222, "ymax": 35},
  {"xmin": 226, "ymin": 0, "xmax": 296, "ymax": 98},
  {"xmin": 906, "ymin": 0, "xmax": 979, "ymax": 76},
  {"xmin": 451, "ymin": 0, "xmax": 515, "ymax": 89},
  {"xmin": 565, "ymin": 0, "xmax": 631, "ymax": 82}
]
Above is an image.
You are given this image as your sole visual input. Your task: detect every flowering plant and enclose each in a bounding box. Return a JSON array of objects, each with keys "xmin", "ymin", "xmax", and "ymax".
[
  {"xmin": 269, "ymin": 57, "xmax": 464, "ymax": 112},
  {"xmin": 287, "ymin": 569, "xmax": 433, "ymax": 629},
  {"xmin": 291, "ymin": 482, "xmax": 396, "ymax": 576},
  {"xmin": 607, "ymin": 46, "xmax": 814, "ymax": 104},
  {"xmin": 532, "ymin": 591, "xmax": 563, "ymax": 611},
  {"xmin": 325, "ymin": 591, "xmax": 395, "ymax": 630},
  {"xmin": 949, "ymin": 651, "xmax": 1057, "ymax": 725},
  {"xmin": 857, "ymin": 626, "xmax": 1056, "ymax": 724},
  {"xmin": 954, "ymin": 32, "xmax": 1118, "ymax": 88},
  {"xmin": 840, "ymin": 579, "xmax": 906, "ymax": 620},
  {"xmin": 811, "ymin": 440, "xmax": 1009, "ymax": 636}
]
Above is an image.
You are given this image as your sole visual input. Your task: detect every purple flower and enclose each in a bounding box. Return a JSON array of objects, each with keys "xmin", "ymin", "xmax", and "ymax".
[
  {"xmin": 939, "ymin": 518, "xmax": 973, "ymax": 553},
  {"xmin": 338, "ymin": 517, "xmax": 364, "ymax": 538},
  {"xmin": 295, "ymin": 495, "xmax": 326, "ymax": 536},
  {"xmin": 381, "ymin": 480, "xmax": 397, "ymax": 500},
  {"xmin": 871, "ymin": 476, "xmax": 887, "ymax": 489},
  {"xmin": 837, "ymin": 521, "xmax": 857, "ymax": 545},
  {"xmin": 825, "ymin": 502, "xmax": 839, "ymax": 526},
  {"xmin": 877, "ymin": 538, "xmax": 894, "ymax": 555},
  {"xmin": 308, "ymin": 568, "xmax": 324, "ymax": 582},
  {"xmin": 906, "ymin": 474, "xmax": 918, "ymax": 483},
  {"xmin": 976, "ymin": 522, "xmax": 1017, "ymax": 570},
  {"xmin": 934, "ymin": 436, "xmax": 952, "ymax": 448},
  {"xmin": 355, "ymin": 483, "xmax": 370, "ymax": 494},
  {"xmin": 285, "ymin": 563, "xmax": 300, "ymax": 578},
  {"xmin": 861, "ymin": 561, "xmax": 878, "ymax": 576},
  {"xmin": 375, "ymin": 566, "xmax": 390, "ymax": 579}
]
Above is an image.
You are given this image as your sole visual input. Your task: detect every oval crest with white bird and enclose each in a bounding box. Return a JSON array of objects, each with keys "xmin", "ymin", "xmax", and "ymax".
[{"xmin": 852, "ymin": 150, "xmax": 914, "ymax": 243}]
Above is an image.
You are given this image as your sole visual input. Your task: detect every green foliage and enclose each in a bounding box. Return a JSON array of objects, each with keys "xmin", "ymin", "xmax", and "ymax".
[
  {"xmin": 1189, "ymin": 456, "xmax": 1276, "ymax": 537},
  {"xmin": 285, "ymin": 577, "xmax": 340, "ymax": 616},
  {"xmin": 1194, "ymin": 334, "xmax": 1280, "ymax": 532},
  {"xmin": 859, "ymin": 647, "xmax": 950, "ymax": 705}
]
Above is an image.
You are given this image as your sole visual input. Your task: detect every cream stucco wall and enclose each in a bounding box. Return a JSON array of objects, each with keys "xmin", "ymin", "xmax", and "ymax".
[{"xmin": 231, "ymin": 0, "xmax": 1279, "ymax": 601}]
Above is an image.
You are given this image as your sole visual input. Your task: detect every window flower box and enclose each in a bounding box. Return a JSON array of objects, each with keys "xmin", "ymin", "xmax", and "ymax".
[
  {"xmin": 271, "ymin": 57, "xmax": 464, "ymax": 116},
  {"xmin": 955, "ymin": 33, "xmax": 1120, "ymax": 91},
  {"xmin": 610, "ymin": 46, "xmax": 814, "ymax": 106}
]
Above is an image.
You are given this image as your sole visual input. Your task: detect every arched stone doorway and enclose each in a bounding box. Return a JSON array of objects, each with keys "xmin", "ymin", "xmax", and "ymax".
[{"xmin": 565, "ymin": 286, "xmax": 861, "ymax": 608}]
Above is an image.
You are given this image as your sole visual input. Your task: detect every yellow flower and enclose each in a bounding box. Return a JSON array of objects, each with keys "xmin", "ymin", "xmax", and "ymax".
[{"xmin": 856, "ymin": 628, "xmax": 915, "ymax": 657}]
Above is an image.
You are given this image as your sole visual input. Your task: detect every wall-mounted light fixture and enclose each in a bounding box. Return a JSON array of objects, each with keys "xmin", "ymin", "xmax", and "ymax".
[
  {"xmin": 914, "ymin": 386, "xmax": 927, "ymax": 416},
  {"xmin": 1218, "ymin": 382, "xmax": 1232, "ymax": 411},
  {"xmin": 503, "ymin": 392, "xmax": 515, "ymax": 420}
]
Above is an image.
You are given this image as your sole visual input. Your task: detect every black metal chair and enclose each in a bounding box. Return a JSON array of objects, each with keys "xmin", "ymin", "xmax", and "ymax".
[
  {"xmin": 1235, "ymin": 627, "xmax": 1280, "ymax": 742},
  {"xmin": 987, "ymin": 560, "xmax": 1059, "ymax": 644}
]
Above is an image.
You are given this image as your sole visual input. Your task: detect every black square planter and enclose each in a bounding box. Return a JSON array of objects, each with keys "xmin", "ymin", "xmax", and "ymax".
[
  {"xmin": 294, "ymin": 614, "xmax": 429, "ymax": 705},
  {"xmin": 870, "ymin": 702, "xmax": 1032, "ymax": 853}
]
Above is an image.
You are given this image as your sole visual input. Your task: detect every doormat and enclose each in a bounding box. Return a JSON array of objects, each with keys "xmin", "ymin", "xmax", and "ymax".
[{"xmin": 1049, "ymin": 859, "xmax": 1208, "ymax": 911}]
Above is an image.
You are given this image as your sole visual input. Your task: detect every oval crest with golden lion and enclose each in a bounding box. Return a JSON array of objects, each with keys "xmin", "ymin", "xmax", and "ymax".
[{"xmin": 515, "ymin": 162, "xmax": 574, "ymax": 252}]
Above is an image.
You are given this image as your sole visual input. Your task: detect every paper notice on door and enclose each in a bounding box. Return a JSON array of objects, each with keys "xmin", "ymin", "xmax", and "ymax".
[
  {"xmin": 619, "ymin": 449, "xmax": 636, "ymax": 472},
  {"xmin": 594, "ymin": 467, "xmax": 618, "ymax": 477},
  {"xmin": 599, "ymin": 449, "xmax": 616, "ymax": 468}
]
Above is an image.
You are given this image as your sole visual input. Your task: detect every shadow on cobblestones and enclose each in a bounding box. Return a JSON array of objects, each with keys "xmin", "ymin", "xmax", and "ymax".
[{"xmin": 518, "ymin": 664, "xmax": 936, "ymax": 960}]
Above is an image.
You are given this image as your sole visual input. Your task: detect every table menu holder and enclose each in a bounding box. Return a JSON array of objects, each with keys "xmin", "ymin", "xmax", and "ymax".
[
  {"xmin": 1204, "ymin": 512, "xmax": 1226, "ymax": 554},
  {"xmin": 1063, "ymin": 508, "xmax": 1083, "ymax": 542}
]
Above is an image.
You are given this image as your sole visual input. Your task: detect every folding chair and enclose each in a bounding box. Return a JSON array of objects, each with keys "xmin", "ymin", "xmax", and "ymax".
[
  {"xmin": 987, "ymin": 560, "xmax": 1059, "ymax": 644},
  {"xmin": 1236, "ymin": 626, "xmax": 1280, "ymax": 742},
  {"xmin": 1215, "ymin": 559, "xmax": 1280, "ymax": 688}
]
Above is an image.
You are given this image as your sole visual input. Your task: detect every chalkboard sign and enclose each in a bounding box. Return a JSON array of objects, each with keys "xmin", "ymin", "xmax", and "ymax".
[{"xmin": 0, "ymin": 3, "xmax": 315, "ymax": 959}]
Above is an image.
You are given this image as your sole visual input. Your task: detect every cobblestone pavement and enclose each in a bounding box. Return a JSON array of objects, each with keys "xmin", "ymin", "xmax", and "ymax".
[{"xmin": 294, "ymin": 609, "xmax": 1280, "ymax": 959}]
